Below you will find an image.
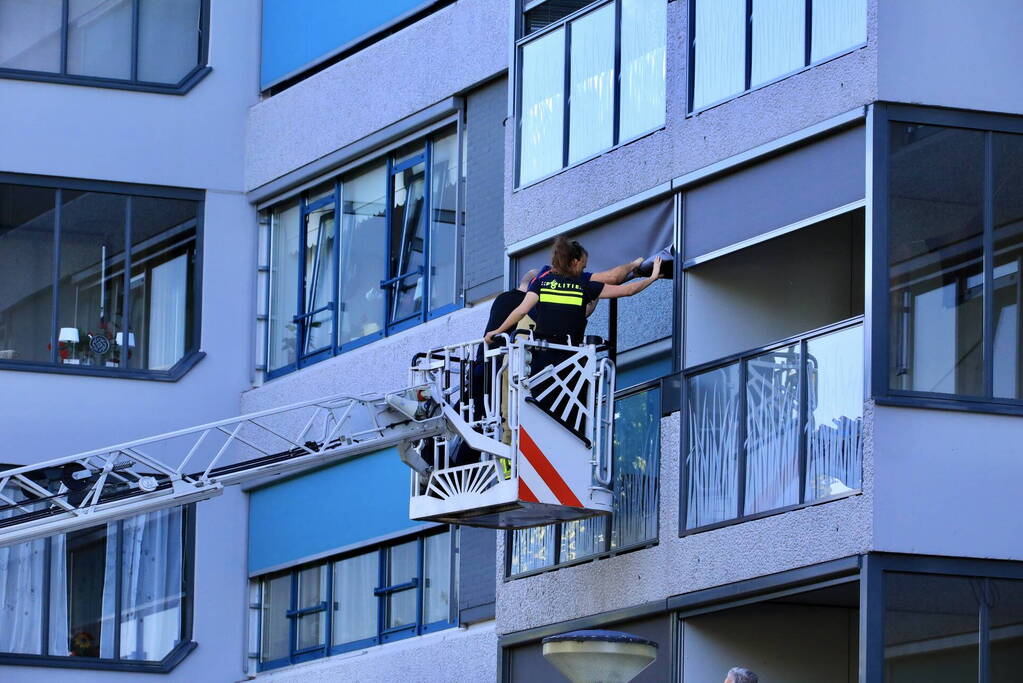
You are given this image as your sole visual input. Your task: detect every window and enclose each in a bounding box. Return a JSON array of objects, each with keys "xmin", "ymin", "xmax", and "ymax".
[
  {"xmin": 683, "ymin": 321, "xmax": 863, "ymax": 532},
  {"xmin": 0, "ymin": 177, "xmax": 202, "ymax": 379},
  {"xmin": 265, "ymin": 127, "xmax": 462, "ymax": 377},
  {"xmin": 0, "ymin": 0, "xmax": 209, "ymax": 93},
  {"xmin": 884, "ymin": 572, "xmax": 1023, "ymax": 682},
  {"xmin": 516, "ymin": 0, "xmax": 666, "ymax": 186},
  {"xmin": 508, "ymin": 384, "xmax": 661, "ymax": 576},
  {"xmin": 0, "ymin": 505, "xmax": 193, "ymax": 671},
  {"xmin": 257, "ymin": 529, "xmax": 455, "ymax": 671},
  {"xmin": 689, "ymin": 0, "xmax": 866, "ymax": 112},
  {"xmin": 887, "ymin": 123, "xmax": 1023, "ymax": 404}
]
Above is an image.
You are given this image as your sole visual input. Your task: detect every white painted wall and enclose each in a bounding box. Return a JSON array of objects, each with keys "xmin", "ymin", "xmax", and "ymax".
[
  {"xmin": 878, "ymin": 0, "xmax": 1023, "ymax": 116},
  {"xmin": 872, "ymin": 404, "xmax": 1023, "ymax": 561}
]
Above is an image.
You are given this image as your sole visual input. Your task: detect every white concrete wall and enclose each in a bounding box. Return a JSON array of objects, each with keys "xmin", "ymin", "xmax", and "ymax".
[
  {"xmin": 877, "ymin": 0, "xmax": 1023, "ymax": 116},
  {"xmin": 0, "ymin": 2, "xmax": 260, "ymax": 681},
  {"xmin": 872, "ymin": 405, "xmax": 1023, "ymax": 561}
]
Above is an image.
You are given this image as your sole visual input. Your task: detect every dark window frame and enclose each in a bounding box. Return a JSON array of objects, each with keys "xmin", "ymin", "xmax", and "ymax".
[
  {"xmin": 0, "ymin": 506, "xmax": 196, "ymax": 674},
  {"xmin": 264, "ymin": 126, "xmax": 464, "ymax": 380},
  {"xmin": 686, "ymin": 0, "xmax": 868, "ymax": 115},
  {"xmin": 0, "ymin": 172, "xmax": 205, "ymax": 381},
  {"xmin": 256, "ymin": 527, "xmax": 458, "ymax": 672},
  {"xmin": 514, "ymin": 0, "xmax": 667, "ymax": 189},
  {"xmin": 679, "ymin": 316, "xmax": 865, "ymax": 536},
  {"xmin": 0, "ymin": 0, "xmax": 212, "ymax": 95},
  {"xmin": 861, "ymin": 552, "xmax": 1023, "ymax": 683},
  {"xmin": 871, "ymin": 103, "xmax": 1023, "ymax": 417},
  {"xmin": 505, "ymin": 379, "xmax": 664, "ymax": 579}
]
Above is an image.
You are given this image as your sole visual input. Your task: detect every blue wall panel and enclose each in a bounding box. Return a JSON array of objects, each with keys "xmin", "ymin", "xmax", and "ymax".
[
  {"xmin": 261, "ymin": 0, "xmax": 436, "ymax": 88},
  {"xmin": 248, "ymin": 447, "xmax": 414, "ymax": 573}
]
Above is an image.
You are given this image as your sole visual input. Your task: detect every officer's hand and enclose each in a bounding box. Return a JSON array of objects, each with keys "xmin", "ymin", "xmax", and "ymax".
[
  {"xmin": 650, "ymin": 257, "xmax": 663, "ymax": 280},
  {"xmin": 484, "ymin": 331, "xmax": 497, "ymax": 345}
]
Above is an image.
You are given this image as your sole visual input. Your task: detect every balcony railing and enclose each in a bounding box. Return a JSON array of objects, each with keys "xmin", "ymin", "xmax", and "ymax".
[{"xmin": 683, "ymin": 319, "xmax": 864, "ymax": 533}]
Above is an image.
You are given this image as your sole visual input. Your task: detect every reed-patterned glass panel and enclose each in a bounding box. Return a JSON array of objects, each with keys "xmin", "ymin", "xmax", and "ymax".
[
  {"xmin": 744, "ymin": 345, "xmax": 801, "ymax": 514},
  {"xmin": 686, "ymin": 363, "xmax": 741, "ymax": 528},
  {"xmin": 805, "ymin": 325, "xmax": 863, "ymax": 500}
]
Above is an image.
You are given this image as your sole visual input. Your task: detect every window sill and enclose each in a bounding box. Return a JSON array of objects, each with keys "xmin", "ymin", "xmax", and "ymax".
[
  {"xmin": 0, "ymin": 65, "xmax": 212, "ymax": 95},
  {"xmin": 875, "ymin": 393, "xmax": 1023, "ymax": 418},
  {"xmin": 0, "ymin": 641, "xmax": 196, "ymax": 673},
  {"xmin": 0, "ymin": 350, "xmax": 206, "ymax": 382},
  {"xmin": 686, "ymin": 43, "xmax": 868, "ymax": 118},
  {"xmin": 514, "ymin": 124, "xmax": 666, "ymax": 192},
  {"xmin": 679, "ymin": 490, "xmax": 862, "ymax": 537}
]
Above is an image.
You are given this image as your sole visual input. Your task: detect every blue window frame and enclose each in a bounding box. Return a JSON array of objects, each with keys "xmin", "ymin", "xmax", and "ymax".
[
  {"xmin": 265, "ymin": 127, "xmax": 463, "ymax": 379},
  {"xmin": 256, "ymin": 528, "xmax": 456, "ymax": 672},
  {"xmin": 0, "ymin": 0, "xmax": 212, "ymax": 95}
]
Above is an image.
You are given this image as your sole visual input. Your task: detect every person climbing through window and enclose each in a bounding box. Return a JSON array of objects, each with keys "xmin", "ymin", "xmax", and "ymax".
[{"xmin": 484, "ymin": 237, "xmax": 662, "ymax": 426}]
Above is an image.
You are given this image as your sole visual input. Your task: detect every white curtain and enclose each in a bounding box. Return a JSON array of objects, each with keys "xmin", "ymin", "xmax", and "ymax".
[
  {"xmin": 0, "ymin": 487, "xmax": 45, "ymax": 654},
  {"xmin": 332, "ymin": 551, "xmax": 378, "ymax": 646},
  {"xmin": 751, "ymin": 0, "xmax": 805, "ymax": 87},
  {"xmin": 693, "ymin": 0, "xmax": 746, "ymax": 110},
  {"xmin": 47, "ymin": 533, "xmax": 69, "ymax": 656},
  {"xmin": 519, "ymin": 28, "xmax": 566, "ymax": 185},
  {"xmin": 568, "ymin": 4, "xmax": 615, "ymax": 164},
  {"xmin": 620, "ymin": 0, "xmax": 667, "ymax": 140},
  {"xmin": 148, "ymin": 253, "xmax": 188, "ymax": 370},
  {"xmin": 119, "ymin": 508, "xmax": 183, "ymax": 661},
  {"xmin": 811, "ymin": 0, "xmax": 866, "ymax": 62}
]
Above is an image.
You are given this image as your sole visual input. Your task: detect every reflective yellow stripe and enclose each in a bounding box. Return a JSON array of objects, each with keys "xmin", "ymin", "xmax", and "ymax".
[
  {"xmin": 539, "ymin": 293, "xmax": 584, "ymax": 305},
  {"xmin": 539, "ymin": 288, "xmax": 582, "ymax": 298}
]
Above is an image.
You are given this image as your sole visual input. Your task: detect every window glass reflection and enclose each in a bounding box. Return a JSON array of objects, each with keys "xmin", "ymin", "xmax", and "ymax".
[
  {"xmin": 744, "ymin": 345, "xmax": 801, "ymax": 514},
  {"xmin": 268, "ymin": 200, "xmax": 300, "ymax": 371},
  {"xmin": 429, "ymin": 133, "xmax": 459, "ymax": 313},
  {"xmin": 0, "ymin": 0, "xmax": 62, "ymax": 72},
  {"xmin": 67, "ymin": 0, "xmax": 133, "ymax": 80},
  {"xmin": 389, "ymin": 160, "xmax": 427, "ymax": 325},
  {"xmin": 339, "ymin": 164, "xmax": 387, "ymax": 347},
  {"xmin": 332, "ymin": 551, "xmax": 378, "ymax": 646},
  {"xmin": 805, "ymin": 325, "xmax": 863, "ymax": 501},
  {"xmin": 889, "ymin": 124, "xmax": 986, "ymax": 396}
]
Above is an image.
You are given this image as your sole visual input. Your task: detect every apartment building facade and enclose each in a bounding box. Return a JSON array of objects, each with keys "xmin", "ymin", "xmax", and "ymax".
[{"xmin": 0, "ymin": 1, "xmax": 1021, "ymax": 682}]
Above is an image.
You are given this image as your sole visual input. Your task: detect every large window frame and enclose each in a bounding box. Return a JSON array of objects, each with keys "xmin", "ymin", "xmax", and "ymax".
[
  {"xmin": 871, "ymin": 104, "xmax": 1023, "ymax": 416},
  {"xmin": 0, "ymin": 173, "xmax": 205, "ymax": 381},
  {"xmin": 0, "ymin": 506, "xmax": 196, "ymax": 674},
  {"xmin": 506, "ymin": 379, "xmax": 663, "ymax": 578},
  {"xmin": 255, "ymin": 528, "xmax": 457, "ymax": 672},
  {"xmin": 264, "ymin": 125, "xmax": 464, "ymax": 380},
  {"xmin": 0, "ymin": 0, "xmax": 212, "ymax": 95},
  {"xmin": 680, "ymin": 317, "xmax": 864, "ymax": 535},
  {"xmin": 686, "ymin": 0, "xmax": 868, "ymax": 114},
  {"xmin": 514, "ymin": 0, "xmax": 668, "ymax": 188}
]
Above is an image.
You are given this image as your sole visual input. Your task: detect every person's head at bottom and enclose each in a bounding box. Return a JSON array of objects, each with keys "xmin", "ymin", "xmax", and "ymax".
[
  {"xmin": 550, "ymin": 236, "xmax": 588, "ymax": 278},
  {"xmin": 725, "ymin": 667, "xmax": 758, "ymax": 683}
]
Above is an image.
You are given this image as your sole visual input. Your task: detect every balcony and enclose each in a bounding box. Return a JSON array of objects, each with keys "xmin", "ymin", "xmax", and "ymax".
[{"xmin": 683, "ymin": 319, "xmax": 864, "ymax": 533}]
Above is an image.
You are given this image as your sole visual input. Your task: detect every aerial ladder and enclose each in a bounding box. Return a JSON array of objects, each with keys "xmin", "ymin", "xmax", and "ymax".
[{"xmin": 0, "ymin": 333, "xmax": 616, "ymax": 548}]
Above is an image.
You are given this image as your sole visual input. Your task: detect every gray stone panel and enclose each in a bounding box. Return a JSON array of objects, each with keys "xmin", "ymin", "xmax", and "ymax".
[{"xmin": 465, "ymin": 77, "xmax": 510, "ymax": 302}]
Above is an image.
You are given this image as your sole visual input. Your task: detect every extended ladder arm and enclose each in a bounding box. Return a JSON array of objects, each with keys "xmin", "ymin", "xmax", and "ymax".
[{"xmin": 0, "ymin": 385, "xmax": 448, "ymax": 548}]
